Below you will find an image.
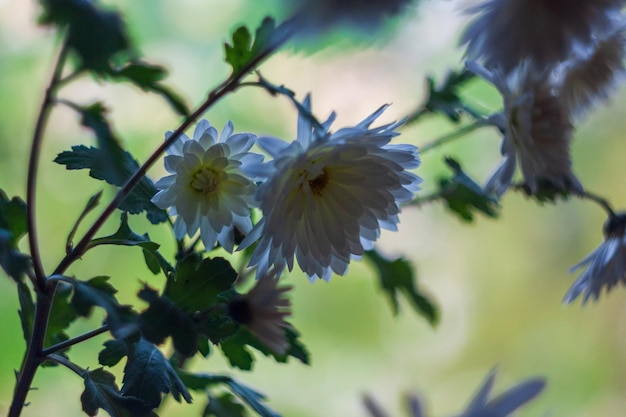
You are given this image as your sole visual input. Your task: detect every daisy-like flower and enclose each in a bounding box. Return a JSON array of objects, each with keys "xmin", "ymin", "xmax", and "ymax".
[
  {"xmin": 227, "ymin": 272, "xmax": 293, "ymax": 355},
  {"xmin": 564, "ymin": 213, "xmax": 626, "ymax": 304},
  {"xmin": 558, "ymin": 25, "xmax": 626, "ymax": 119},
  {"xmin": 151, "ymin": 120, "xmax": 262, "ymax": 253},
  {"xmin": 467, "ymin": 61, "xmax": 583, "ymax": 197},
  {"xmin": 240, "ymin": 96, "xmax": 421, "ymax": 281},
  {"xmin": 461, "ymin": 0, "xmax": 624, "ymax": 73},
  {"xmin": 362, "ymin": 370, "xmax": 545, "ymax": 417}
]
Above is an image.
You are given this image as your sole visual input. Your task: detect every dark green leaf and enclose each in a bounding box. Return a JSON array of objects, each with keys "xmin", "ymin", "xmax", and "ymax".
[
  {"xmin": 70, "ymin": 276, "xmax": 138, "ymax": 339},
  {"xmin": 177, "ymin": 372, "xmax": 279, "ymax": 417},
  {"xmin": 224, "ymin": 17, "xmax": 276, "ymax": 76},
  {"xmin": 17, "ymin": 281, "xmax": 35, "ymax": 343},
  {"xmin": 45, "ymin": 283, "xmax": 79, "ymax": 349},
  {"xmin": 39, "ymin": 0, "xmax": 132, "ymax": 72},
  {"xmin": 121, "ymin": 338, "xmax": 192, "ymax": 408},
  {"xmin": 0, "ymin": 190, "xmax": 31, "ymax": 281},
  {"xmin": 138, "ymin": 286, "xmax": 198, "ymax": 357},
  {"xmin": 81, "ymin": 368, "xmax": 152, "ymax": 417},
  {"xmin": 365, "ymin": 250, "xmax": 438, "ymax": 326},
  {"xmin": 99, "ymin": 339, "xmax": 128, "ymax": 367},
  {"xmin": 166, "ymin": 255, "xmax": 237, "ymax": 311},
  {"xmin": 220, "ymin": 335, "xmax": 254, "ymax": 371},
  {"xmin": 204, "ymin": 392, "xmax": 248, "ymax": 417},
  {"xmin": 439, "ymin": 157, "xmax": 500, "ymax": 222},
  {"xmin": 106, "ymin": 62, "xmax": 189, "ymax": 116},
  {"xmin": 67, "ymin": 191, "xmax": 103, "ymax": 253}
]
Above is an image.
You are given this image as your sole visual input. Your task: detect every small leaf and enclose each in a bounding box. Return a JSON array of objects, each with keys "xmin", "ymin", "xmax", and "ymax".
[
  {"xmin": 67, "ymin": 191, "xmax": 103, "ymax": 253},
  {"xmin": 166, "ymin": 255, "xmax": 237, "ymax": 311},
  {"xmin": 121, "ymin": 338, "xmax": 192, "ymax": 409},
  {"xmin": 17, "ymin": 281, "xmax": 35, "ymax": 343},
  {"xmin": 0, "ymin": 190, "xmax": 31, "ymax": 281},
  {"xmin": 70, "ymin": 276, "xmax": 138, "ymax": 339},
  {"xmin": 439, "ymin": 157, "xmax": 500, "ymax": 222},
  {"xmin": 138, "ymin": 286, "xmax": 198, "ymax": 357},
  {"xmin": 365, "ymin": 249, "xmax": 438, "ymax": 326},
  {"xmin": 106, "ymin": 62, "xmax": 189, "ymax": 116},
  {"xmin": 224, "ymin": 17, "xmax": 276, "ymax": 76},
  {"xmin": 204, "ymin": 392, "xmax": 248, "ymax": 417},
  {"xmin": 81, "ymin": 368, "xmax": 152, "ymax": 417},
  {"xmin": 99, "ymin": 339, "xmax": 128, "ymax": 367}
]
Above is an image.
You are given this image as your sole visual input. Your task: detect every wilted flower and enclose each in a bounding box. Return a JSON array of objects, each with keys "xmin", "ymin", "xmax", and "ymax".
[
  {"xmin": 362, "ymin": 370, "xmax": 545, "ymax": 417},
  {"xmin": 467, "ymin": 61, "xmax": 582, "ymax": 197},
  {"xmin": 564, "ymin": 213, "xmax": 626, "ymax": 304},
  {"xmin": 240, "ymin": 96, "xmax": 421, "ymax": 281},
  {"xmin": 151, "ymin": 120, "xmax": 262, "ymax": 253},
  {"xmin": 227, "ymin": 273, "xmax": 293, "ymax": 354},
  {"xmin": 461, "ymin": 0, "xmax": 623, "ymax": 73},
  {"xmin": 558, "ymin": 26, "xmax": 626, "ymax": 119}
]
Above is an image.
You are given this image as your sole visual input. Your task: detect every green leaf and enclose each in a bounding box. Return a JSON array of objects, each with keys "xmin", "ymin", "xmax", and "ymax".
[
  {"xmin": 17, "ymin": 281, "xmax": 35, "ymax": 343},
  {"xmin": 365, "ymin": 249, "xmax": 438, "ymax": 326},
  {"xmin": 45, "ymin": 284, "xmax": 79, "ymax": 348},
  {"xmin": 439, "ymin": 157, "xmax": 500, "ymax": 222},
  {"xmin": 39, "ymin": 0, "xmax": 132, "ymax": 72},
  {"xmin": 0, "ymin": 190, "xmax": 31, "ymax": 281},
  {"xmin": 204, "ymin": 392, "xmax": 248, "ymax": 417},
  {"xmin": 70, "ymin": 276, "xmax": 138, "ymax": 339},
  {"xmin": 166, "ymin": 255, "xmax": 237, "ymax": 311},
  {"xmin": 106, "ymin": 62, "xmax": 189, "ymax": 116},
  {"xmin": 177, "ymin": 372, "xmax": 279, "ymax": 417},
  {"xmin": 81, "ymin": 368, "xmax": 152, "ymax": 417},
  {"xmin": 67, "ymin": 191, "xmax": 103, "ymax": 253},
  {"xmin": 220, "ymin": 335, "xmax": 254, "ymax": 371},
  {"xmin": 99, "ymin": 339, "xmax": 128, "ymax": 367},
  {"xmin": 224, "ymin": 17, "xmax": 276, "ymax": 76},
  {"xmin": 121, "ymin": 338, "xmax": 192, "ymax": 409},
  {"xmin": 137, "ymin": 286, "xmax": 198, "ymax": 357}
]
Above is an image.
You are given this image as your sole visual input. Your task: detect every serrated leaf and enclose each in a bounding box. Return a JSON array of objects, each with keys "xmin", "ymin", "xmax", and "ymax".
[
  {"xmin": 70, "ymin": 276, "xmax": 138, "ymax": 339},
  {"xmin": 439, "ymin": 157, "xmax": 500, "ymax": 222},
  {"xmin": 166, "ymin": 255, "xmax": 237, "ymax": 312},
  {"xmin": 39, "ymin": 0, "xmax": 132, "ymax": 72},
  {"xmin": 44, "ymin": 283, "xmax": 79, "ymax": 351},
  {"xmin": 365, "ymin": 250, "xmax": 438, "ymax": 326},
  {"xmin": 205, "ymin": 392, "xmax": 248, "ymax": 417},
  {"xmin": 224, "ymin": 17, "xmax": 276, "ymax": 76},
  {"xmin": 177, "ymin": 372, "xmax": 279, "ymax": 417},
  {"xmin": 106, "ymin": 62, "xmax": 189, "ymax": 116},
  {"xmin": 0, "ymin": 190, "xmax": 31, "ymax": 281},
  {"xmin": 121, "ymin": 338, "xmax": 192, "ymax": 409},
  {"xmin": 81, "ymin": 368, "xmax": 152, "ymax": 417},
  {"xmin": 516, "ymin": 179, "xmax": 571, "ymax": 204},
  {"xmin": 99, "ymin": 339, "xmax": 128, "ymax": 367},
  {"xmin": 137, "ymin": 286, "xmax": 198, "ymax": 357}
]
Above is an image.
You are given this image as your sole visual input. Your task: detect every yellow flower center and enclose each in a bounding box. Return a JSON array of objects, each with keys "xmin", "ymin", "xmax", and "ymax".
[{"xmin": 190, "ymin": 165, "xmax": 221, "ymax": 195}]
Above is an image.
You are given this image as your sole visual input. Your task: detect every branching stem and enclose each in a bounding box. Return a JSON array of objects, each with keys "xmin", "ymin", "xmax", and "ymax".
[{"xmin": 42, "ymin": 325, "xmax": 109, "ymax": 356}]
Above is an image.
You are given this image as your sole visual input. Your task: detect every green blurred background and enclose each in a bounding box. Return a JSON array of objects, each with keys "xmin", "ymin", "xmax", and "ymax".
[{"xmin": 2, "ymin": 1, "xmax": 626, "ymax": 416}]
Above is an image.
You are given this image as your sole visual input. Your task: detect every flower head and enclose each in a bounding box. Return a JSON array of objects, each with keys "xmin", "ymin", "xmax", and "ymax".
[
  {"xmin": 467, "ymin": 61, "xmax": 582, "ymax": 197},
  {"xmin": 151, "ymin": 120, "xmax": 262, "ymax": 253},
  {"xmin": 241, "ymin": 96, "xmax": 421, "ymax": 281},
  {"xmin": 461, "ymin": 0, "xmax": 623, "ymax": 73},
  {"xmin": 362, "ymin": 370, "xmax": 545, "ymax": 417},
  {"xmin": 564, "ymin": 213, "xmax": 626, "ymax": 304},
  {"xmin": 227, "ymin": 273, "xmax": 293, "ymax": 354}
]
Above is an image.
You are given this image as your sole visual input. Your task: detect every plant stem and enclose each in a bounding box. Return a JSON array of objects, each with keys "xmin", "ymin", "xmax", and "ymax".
[
  {"xmin": 580, "ymin": 190, "xmax": 615, "ymax": 217},
  {"xmin": 420, "ymin": 121, "xmax": 487, "ymax": 154},
  {"xmin": 52, "ymin": 22, "xmax": 293, "ymax": 278},
  {"xmin": 27, "ymin": 41, "xmax": 69, "ymax": 291},
  {"xmin": 41, "ymin": 325, "xmax": 109, "ymax": 356},
  {"xmin": 45, "ymin": 354, "xmax": 85, "ymax": 376}
]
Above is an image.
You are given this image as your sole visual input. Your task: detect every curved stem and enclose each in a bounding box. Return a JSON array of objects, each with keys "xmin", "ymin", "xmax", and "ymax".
[
  {"xmin": 27, "ymin": 41, "xmax": 69, "ymax": 291},
  {"xmin": 52, "ymin": 22, "xmax": 293, "ymax": 277},
  {"xmin": 419, "ymin": 121, "xmax": 487, "ymax": 154},
  {"xmin": 45, "ymin": 354, "xmax": 85, "ymax": 376},
  {"xmin": 580, "ymin": 190, "xmax": 615, "ymax": 217}
]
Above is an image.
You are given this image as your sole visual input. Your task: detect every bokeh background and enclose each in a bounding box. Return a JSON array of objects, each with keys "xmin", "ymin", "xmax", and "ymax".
[{"xmin": 2, "ymin": 1, "xmax": 626, "ymax": 416}]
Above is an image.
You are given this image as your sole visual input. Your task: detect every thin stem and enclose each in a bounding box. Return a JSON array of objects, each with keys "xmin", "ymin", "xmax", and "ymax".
[
  {"xmin": 420, "ymin": 121, "xmax": 487, "ymax": 154},
  {"xmin": 581, "ymin": 190, "xmax": 615, "ymax": 217},
  {"xmin": 405, "ymin": 191, "xmax": 443, "ymax": 207},
  {"xmin": 27, "ymin": 41, "xmax": 69, "ymax": 291},
  {"xmin": 45, "ymin": 354, "xmax": 85, "ymax": 377},
  {"xmin": 52, "ymin": 22, "xmax": 293, "ymax": 278},
  {"xmin": 41, "ymin": 325, "xmax": 109, "ymax": 356}
]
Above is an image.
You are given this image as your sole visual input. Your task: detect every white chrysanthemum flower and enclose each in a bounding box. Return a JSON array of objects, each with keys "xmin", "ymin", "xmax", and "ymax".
[
  {"xmin": 564, "ymin": 213, "xmax": 626, "ymax": 304},
  {"xmin": 461, "ymin": 0, "xmax": 624, "ymax": 72},
  {"xmin": 151, "ymin": 120, "xmax": 262, "ymax": 253},
  {"xmin": 467, "ymin": 61, "xmax": 582, "ymax": 197},
  {"xmin": 557, "ymin": 26, "xmax": 626, "ymax": 119},
  {"xmin": 240, "ymin": 96, "xmax": 421, "ymax": 281},
  {"xmin": 227, "ymin": 272, "xmax": 293, "ymax": 354},
  {"xmin": 362, "ymin": 370, "xmax": 545, "ymax": 417}
]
